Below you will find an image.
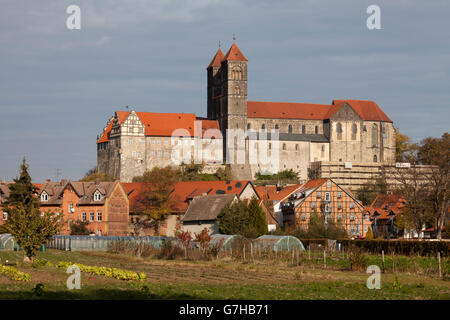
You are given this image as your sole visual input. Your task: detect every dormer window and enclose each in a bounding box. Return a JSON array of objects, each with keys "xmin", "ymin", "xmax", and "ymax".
[
  {"xmin": 94, "ymin": 191, "xmax": 102, "ymax": 201},
  {"xmin": 41, "ymin": 192, "xmax": 48, "ymax": 202}
]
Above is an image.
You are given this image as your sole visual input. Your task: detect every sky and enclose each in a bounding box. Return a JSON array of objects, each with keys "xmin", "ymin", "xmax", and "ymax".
[{"xmin": 0, "ymin": 0, "xmax": 449, "ymax": 182}]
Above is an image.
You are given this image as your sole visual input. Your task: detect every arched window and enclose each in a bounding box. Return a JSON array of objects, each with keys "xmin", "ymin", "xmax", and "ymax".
[
  {"xmin": 247, "ymin": 123, "xmax": 251, "ymax": 130},
  {"xmin": 372, "ymin": 124, "xmax": 378, "ymax": 147},
  {"xmin": 302, "ymin": 125, "xmax": 306, "ymax": 134},
  {"xmin": 261, "ymin": 124, "xmax": 265, "ymax": 131},
  {"xmin": 282, "ymin": 143, "xmax": 286, "ymax": 150},
  {"xmin": 288, "ymin": 125, "xmax": 293, "ymax": 134},
  {"xmin": 274, "ymin": 124, "xmax": 279, "ymax": 130},
  {"xmin": 373, "ymin": 154, "xmax": 378, "ymax": 162},
  {"xmin": 234, "ymin": 86, "xmax": 240, "ymax": 95},
  {"xmin": 315, "ymin": 126, "xmax": 319, "ymax": 134},
  {"xmin": 352, "ymin": 124, "xmax": 357, "ymax": 140},
  {"xmin": 337, "ymin": 123, "xmax": 343, "ymax": 140}
]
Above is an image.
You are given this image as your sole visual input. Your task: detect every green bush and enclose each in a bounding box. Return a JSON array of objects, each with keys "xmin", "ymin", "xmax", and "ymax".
[{"xmin": 339, "ymin": 239, "xmax": 450, "ymax": 257}]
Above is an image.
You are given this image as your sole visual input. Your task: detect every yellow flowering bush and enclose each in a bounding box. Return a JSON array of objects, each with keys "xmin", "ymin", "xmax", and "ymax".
[
  {"xmin": 0, "ymin": 264, "xmax": 31, "ymax": 282},
  {"xmin": 56, "ymin": 261, "xmax": 146, "ymax": 281}
]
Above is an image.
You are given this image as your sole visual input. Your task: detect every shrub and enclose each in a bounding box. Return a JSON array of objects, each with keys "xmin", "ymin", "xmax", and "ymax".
[
  {"xmin": 55, "ymin": 261, "xmax": 146, "ymax": 281},
  {"xmin": 0, "ymin": 264, "xmax": 31, "ymax": 281}
]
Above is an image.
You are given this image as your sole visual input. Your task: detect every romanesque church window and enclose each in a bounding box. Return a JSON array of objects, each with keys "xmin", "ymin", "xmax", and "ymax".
[
  {"xmin": 373, "ymin": 154, "xmax": 378, "ymax": 162},
  {"xmin": 275, "ymin": 124, "xmax": 279, "ymax": 130},
  {"xmin": 337, "ymin": 123, "xmax": 343, "ymax": 140},
  {"xmin": 234, "ymin": 86, "xmax": 240, "ymax": 95},
  {"xmin": 247, "ymin": 123, "xmax": 251, "ymax": 130},
  {"xmin": 352, "ymin": 124, "xmax": 357, "ymax": 140},
  {"xmin": 282, "ymin": 143, "xmax": 286, "ymax": 150},
  {"xmin": 302, "ymin": 125, "xmax": 306, "ymax": 134},
  {"xmin": 295, "ymin": 144, "xmax": 299, "ymax": 151},
  {"xmin": 261, "ymin": 124, "xmax": 265, "ymax": 131},
  {"xmin": 315, "ymin": 126, "xmax": 319, "ymax": 134},
  {"xmin": 372, "ymin": 124, "xmax": 378, "ymax": 147},
  {"xmin": 288, "ymin": 125, "xmax": 293, "ymax": 134}
]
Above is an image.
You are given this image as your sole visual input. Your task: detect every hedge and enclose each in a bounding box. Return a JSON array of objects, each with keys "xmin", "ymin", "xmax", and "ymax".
[
  {"xmin": 299, "ymin": 239, "xmax": 329, "ymax": 249},
  {"xmin": 338, "ymin": 240, "xmax": 450, "ymax": 257}
]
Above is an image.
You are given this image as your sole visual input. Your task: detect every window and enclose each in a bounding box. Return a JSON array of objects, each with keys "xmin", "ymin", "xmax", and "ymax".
[
  {"xmin": 261, "ymin": 124, "xmax": 265, "ymax": 130},
  {"xmin": 288, "ymin": 125, "xmax": 293, "ymax": 134},
  {"xmin": 325, "ymin": 192, "xmax": 330, "ymax": 201},
  {"xmin": 68, "ymin": 203, "xmax": 74, "ymax": 213},
  {"xmin": 164, "ymin": 139, "xmax": 168, "ymax": 145},
  {"xmin": 295, "ymin": 144, "xmax": 299, "ymax": 151},
  {"xmin": 350, "ymin": 202, "xmax": 355, "ymax": 209},
  {"xmin": 315, "ymin": 126, "xmax": 319, "ymax": 134},
  {"xmin": 337, "ymin": 202, "xmax": 343, "ymax": 210},
  {"xmin": 372, "ymin": 124, "xmax": 378, "ymax": 147},
  {"xmin": 302, "ymin": 125, "xmax": 306, "ymax": 134},
  {"xmin": 311, "ymin": 202, "xmax": 317, "ymax": 209},
  {"xmin": 94, "ymin": 191, "xmax": 102, "ymax": 201},
  {"xmin": 164, "ymin": 151, "xmax": 169, "ymax": 158},
  {"xmin": 97, "ymin": 212, "xmax": 102, "ymax": 221},
  {"xmin": 90, "ymin": 212, "xmax": 95, "ymax": 222},
  {"xmin": 132, "ymin": 151, "xmax": 136, "ymax": 157},
  {"xmin": 247, "ymin": 123, "xmax": 251, "ymax": 130},
  {"xmin": 337, "ymin": 123, "xmax": 343, "ymax": 140},
  {"xmin": 269, "ymin": 143, "xmax": 271, "ymax": 150},
  {"xmin": 128, "ymin": 138, "xmax": 133, "ymax": 145},
  {"xmin": 157, "ymin": 150, "xmax": 162, "ymax": 157},
  {"xmin": 151, "ymin": 139, "xmax": 155, "ymax": 145},
  {"xmin": 282, "ymin": 143, "xmax": 286, "ymax": 150},
  {"xmin": 82, "ymin": 212, "xmax": 86, "ymax": 222},
  {"xmin": 351, "ymin": 226, "xmax": 356, "ymax": 233},
  {"xmin": 234, "ymin": 86, "xmax": 240, "ymax": 95},
  {"xmin": 301, "ymin": 213, "xmax": 307, "ymax": 221},
  {"xmin": 337, "ymin": 192, "xmax": 342, "ymax": 198},
  {"xmin": 151, "ymin": 151, "xmax": 155, "ymax": 156},
  {"xmin": 41, "ymin": 192, "xmax": 48, "ymax": 202},
  {"xmin": 274, "ymin": 124, "xmax": 279, "ymax": 130},
  {"xmin": 327, "ymin": 181, "xmax": 332, "ymax": 188},
  {"xmin": 373, "ymin": 154, "xmax": 378, "ymax": 162},
  {"xmin": 316, "ymin": 191, "xmax": 322, "ymax": 198},
  {"xmin": 350, "ymin": 214, "xmax": 355, "ymax": 221},
  {"xmin": 352, "ymin": 124, "xmax": 357, "ymax": 140},
  {"xmin": 337, "ymin": 213, "xmax": 343, "ymax": 221},
  {"xmin": 2, "ymin": 212, "xmax": 7, "ymax": 220}
]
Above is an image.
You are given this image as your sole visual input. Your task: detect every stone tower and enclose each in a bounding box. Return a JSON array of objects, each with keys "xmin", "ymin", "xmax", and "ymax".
[{"xmin": 206, "ymin": 42, "xmax": 251, "ymax": 179}]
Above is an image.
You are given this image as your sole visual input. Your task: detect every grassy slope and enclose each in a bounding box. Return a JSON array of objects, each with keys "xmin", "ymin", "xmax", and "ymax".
[{"xmin": 0, "ymin": 250, "xmax": 448, "ymax": 300}]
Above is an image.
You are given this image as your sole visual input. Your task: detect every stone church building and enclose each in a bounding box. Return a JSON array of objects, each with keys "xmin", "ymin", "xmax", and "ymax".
[{"xmin": 97, "ymin": 42, "xmax": 396, "ymax": 184}]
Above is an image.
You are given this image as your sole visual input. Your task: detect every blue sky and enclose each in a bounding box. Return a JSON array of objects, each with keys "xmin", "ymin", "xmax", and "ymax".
[{"xmin": 0, "ymin": 0, "xmax": 449, "ymax": 182}]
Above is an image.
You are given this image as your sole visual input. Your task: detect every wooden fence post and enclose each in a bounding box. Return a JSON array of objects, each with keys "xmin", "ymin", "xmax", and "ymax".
[
  {"xmin": 309, "ymin": 246, "xmax": 311, "ymax": 260},
  {"xmin": 243, "ymin": 246, "xmax": 246, "ymax": 262},
  {"xmin": 438, "ymin": 252, "xmax": 442, "ymax": 279},
  {"xmin": 392, "ymin": 252, "xmax": 395, "ymax": 273},
  {"xmin": 251, "ymin": 243, "xmax": 253, "ymax": 262},
  {"xmin": 323, "ymin": 250, "xmax": 326, "ymax": 269},
  {"xmin": 382, "ymin": 250, "xmax": 385, "ymax": 273}
]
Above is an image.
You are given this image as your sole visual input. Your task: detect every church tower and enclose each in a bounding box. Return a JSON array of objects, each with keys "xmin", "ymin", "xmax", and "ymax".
[
  {"xmin": 220, "ymin": 42, "xmax": 248, "ymax": 135},
  {"xmin": 206, "ymin": 48, "xmax": 224, "ymax": 120}
]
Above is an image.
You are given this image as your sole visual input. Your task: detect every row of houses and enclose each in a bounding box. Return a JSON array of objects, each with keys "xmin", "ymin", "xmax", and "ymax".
[{"xmin": 1, "ymin": 177, "xmax": 431, "ymax": 239}]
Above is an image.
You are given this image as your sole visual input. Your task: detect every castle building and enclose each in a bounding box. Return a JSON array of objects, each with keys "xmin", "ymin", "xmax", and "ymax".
[{"xmin": 97, "ymin": 42, "xmax": 396, "ymax": 184}]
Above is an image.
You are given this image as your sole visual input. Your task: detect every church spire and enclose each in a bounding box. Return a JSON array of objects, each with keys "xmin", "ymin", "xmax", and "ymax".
[
  {"xmin": 223, "ymin": 42, "xmax": 248, "ymax": 62},
  {"xmin": 207, "ymin": 47, "xmax": 225, "ymax": 68}
]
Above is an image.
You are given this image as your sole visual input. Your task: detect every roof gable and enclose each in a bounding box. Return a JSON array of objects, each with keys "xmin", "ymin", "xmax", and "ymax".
[
  {"xmin": 207, "ymin": 48, "xmax": 225, "ymax": 68},
  {"xmin": 223, "ymin": 43, "xmax": 248, "ymax": 62}
]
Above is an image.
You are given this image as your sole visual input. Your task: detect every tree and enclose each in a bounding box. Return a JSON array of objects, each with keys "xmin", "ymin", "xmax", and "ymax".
[
  {"xmin": 255, "ymin": 169, "xmax": 299, "ymax": 181},
  {"xmin": 417, "ymin": 133, "xmax": 450, "ymax": 239},
  {"xmin": 395, "ymin": 128, "xmax": 417, "ymax": 162},
  {"xmin": 217, "ymin": 197, "xmax": 267, "ymax": 238},
  {"xmin": 133, "ymin": 166, "xmax": 177, "ymax": 235},
  {"xmin": 356, "ymin": 174, "xmax": 389, "ymax": 206},
  {"xmin": 80, "ymin": 167, "xmax": 114, "ymax": 182},
  {"xmin": 365, "ymin": 226, "xmax": 374, "ymax": 240},
  {"xmin": 1, "ymin": 159, "xmax": 61, "ymax": 262},
  {"xmin": 290, "ymin": 211, "xmax": 348, "ymax": 239},
  {"xmin": 70, "ymin": 220, "xmax": 92, "ymax": 235}
]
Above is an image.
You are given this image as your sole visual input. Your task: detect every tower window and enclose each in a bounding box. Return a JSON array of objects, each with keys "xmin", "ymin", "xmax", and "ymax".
[
  {"xmin": 372, "ymin": 124, "xmax": 378, "ymax": 147},
  {"xmin": 275, "ymin": 124, "xmax": 279, "ymax": 130},
  {"xmin": 337, "ymin": 123, "xmax": 343, "ymax": 140},
  {"xmin": 302, "ymin": 125, "xmax": 306, "ymax": 134},
  {"xmin": 282, "ymin": 143, "xmax": 286, "ymax": 150},
  {"xmin": 247, "ymin": 123, "xmax": 251, "ymax": 130},
  {"xmin": 352, "ymin": 124, "xmax": 357, "ymax": 140},
  {"xmin": 288, "ymin": 125, "xmax": 293, "ymax": 134},
  {"xmin": 373, "ymin": 154, "xmax": 378, "ymax": 162},
  {"xmin": 295, "ymin": 144, "xmax": 299, "ymax": 151},
  {"xmin": 261, "ymin": 124, "xmax": 265, "ymax": 131},
  {"xmin": 234, "ymin": 86, "xmax": 240, "ymax": 95}
]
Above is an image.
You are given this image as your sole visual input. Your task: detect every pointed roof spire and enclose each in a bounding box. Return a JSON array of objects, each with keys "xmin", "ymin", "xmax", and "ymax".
[
  {"xmin": 207, "ymin": 47, "xmax": 225, "ymax": 68},
  {"xmin": 223, "ymin": 42, "xmax": 248, "ymax": 62}
]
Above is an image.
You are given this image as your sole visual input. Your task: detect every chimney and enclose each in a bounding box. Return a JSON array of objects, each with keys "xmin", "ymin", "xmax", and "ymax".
[{"xmin": 45, "ymin": 179, "xmax": 51, "ymax": 184}]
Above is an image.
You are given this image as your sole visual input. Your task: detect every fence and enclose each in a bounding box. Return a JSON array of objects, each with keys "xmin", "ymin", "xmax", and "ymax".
[{"xmin": 46, "ymin": 235, "xmax": 168, "ymax": 251}]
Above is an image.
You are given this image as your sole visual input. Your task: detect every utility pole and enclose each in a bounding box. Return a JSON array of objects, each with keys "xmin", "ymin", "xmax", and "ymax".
[{"xmin": 56, "ymin": 168, "xmax": 62, "ymax": 182}]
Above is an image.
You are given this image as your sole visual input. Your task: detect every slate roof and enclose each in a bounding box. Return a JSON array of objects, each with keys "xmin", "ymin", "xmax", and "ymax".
[{"xmin": 182, "ymin": 194, "xmax": 236, "ymax": 222}]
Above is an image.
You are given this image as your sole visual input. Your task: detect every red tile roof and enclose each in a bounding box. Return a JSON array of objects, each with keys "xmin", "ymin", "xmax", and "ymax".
[
  {"xmin": 255, "ymin": 184, "xmax": 303, "ymax": 202},
  {"xmin": 207, "ymin": 48, "xmax": 225, "ymax": 68},
  {"xmin": 98, "ymin": 112, "xmax": 220, "ymax": 143},
  {"xmin": 365, "ymin": 194, "xmax": 407, "ymax": 220},
  {"xmin": 223, "ymin": 43, "xmax": 248, "ymax": 62},
  {"xmin": 122, "ymin": 180, "xmax": 253, "ymax": 214},
  {"xmin": 247, "ymin": 100, "xmax": 392, "ymax": 122}
]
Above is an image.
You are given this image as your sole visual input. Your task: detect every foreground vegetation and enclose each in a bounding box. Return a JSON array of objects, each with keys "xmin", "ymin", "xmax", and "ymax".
[{"xmin": 0, "ymin": 249, "xmax": 448, "ymax": 300}]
